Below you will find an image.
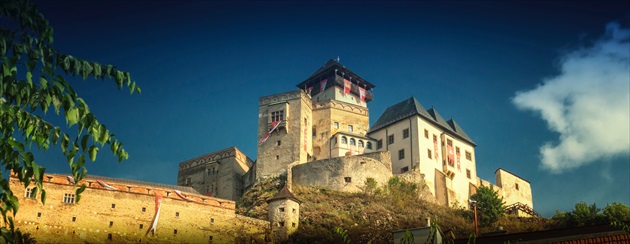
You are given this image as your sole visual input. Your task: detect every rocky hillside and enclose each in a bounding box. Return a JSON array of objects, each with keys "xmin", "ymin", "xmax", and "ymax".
[{"xmin": 237, "ymin": 176, "xmax": 553, "ymax": 243}]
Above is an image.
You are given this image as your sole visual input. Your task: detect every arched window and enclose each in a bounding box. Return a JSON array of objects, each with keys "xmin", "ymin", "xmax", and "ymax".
[
  {"xmin": 341, "ymin": 136, "xmax": 347, "ymax": 144},
  {"xmin": 358, "ymin": 140, "xmax": 364, "ymax": 147},
  {"xmin": 366, "ymin": 142, "xmax": 372, "ymax": 149},
  {"xmin": 349, "ymin": 138, "xmax": 356, "ymax": 145}
]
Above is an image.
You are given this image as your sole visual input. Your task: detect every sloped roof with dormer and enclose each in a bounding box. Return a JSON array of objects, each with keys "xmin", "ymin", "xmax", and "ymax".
[{"xmin": 369, "ymin": 97, "xmax": 475, "ymax": 146}]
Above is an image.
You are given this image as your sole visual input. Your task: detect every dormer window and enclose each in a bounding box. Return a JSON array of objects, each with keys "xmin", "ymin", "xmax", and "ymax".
[{"xmin": 271, "ymin": 110, "xmax": 284, "ymax": 122}]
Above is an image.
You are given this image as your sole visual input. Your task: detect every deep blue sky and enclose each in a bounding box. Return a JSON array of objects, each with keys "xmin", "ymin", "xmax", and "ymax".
[{"xmin": 29, "ymin": 1, "xmax": 629, "ymax": 217}]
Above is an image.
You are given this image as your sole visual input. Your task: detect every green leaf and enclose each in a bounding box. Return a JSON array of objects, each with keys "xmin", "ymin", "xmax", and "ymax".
[
  {"xmin": 88, "ymin": 146, "xmax": 98, "ymax": 162},
  {"xmin": 66, "ymin": 107, "xmax": 78, "ymax": 126},
  {"xmin": 41, "ymin": 189, "xmax": 47, "ymax": 205},
  {"xmin": 80, "ymin": 135, "xmax": 89, "ymax": 152},
  {"xmin": 39, "ymin": 76, "xmax": 48, "ymax": 88},
  {"xmin": 26, "ymin": 71, "xmax": 33, "ymax": 87}
]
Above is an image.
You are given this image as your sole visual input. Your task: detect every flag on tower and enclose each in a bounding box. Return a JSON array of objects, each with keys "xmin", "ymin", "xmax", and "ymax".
[
  {"xmin": 306, "ymin": 86, "xmax": 313, "ymax": 95},
  {"xmin": 359, "ymin": 87, "xmax": 366, "ymax": 102},
  {"xmin": 259, "ymin": 120, "xmax": 282, "ymax": 144},
  {"xmin": 344, "ymin": 79, "xmax": 351, "ymax": 95},
  {"xmin": 320, "ymin": 79, "xmax": 328, "ymax": 92}
]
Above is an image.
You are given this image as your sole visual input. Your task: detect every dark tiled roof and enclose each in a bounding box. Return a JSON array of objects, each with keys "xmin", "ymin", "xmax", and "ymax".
[
  {"xmin": 369, "ymin": 97, "xmax": 475, "ymax": 146},
  {"xmin": 295, "ymin": 59, "xmax": 375, "ymax": 90},
  {"xmin": 267, "ymin": 185, "xmax": 301, "ymax": 204}
]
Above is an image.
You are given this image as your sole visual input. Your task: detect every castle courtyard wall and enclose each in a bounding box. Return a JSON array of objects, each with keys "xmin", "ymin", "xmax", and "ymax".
[{"xmin": 291, "ymin": 151, "xmax": 393, "ymax": 193}]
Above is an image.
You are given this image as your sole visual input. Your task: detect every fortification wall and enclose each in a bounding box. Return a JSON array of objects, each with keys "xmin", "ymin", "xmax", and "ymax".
[
  {"xmin": 291, "ymin": 151, "xmax": 393, "ymax": 192},
  {"xmin": 11, "ymin": 174, "xmax": 267, "ymax": 243}
]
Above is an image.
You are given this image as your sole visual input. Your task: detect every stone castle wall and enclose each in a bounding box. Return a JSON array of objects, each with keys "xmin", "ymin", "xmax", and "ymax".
[
  {"xmin": 291, "ymin": 151, "xmax": 393, "ymax": 192},
  {"xmin": 12, "ymin": 174, "xmax": 268, "ymax": 243}
]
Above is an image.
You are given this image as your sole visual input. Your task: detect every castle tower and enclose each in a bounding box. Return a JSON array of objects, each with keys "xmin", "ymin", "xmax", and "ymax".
[
  {"xmin": 295, "ymin": 59, "xmax": 376, "ymax": 160},
  {"xmin": 256, "ymin": 90, "xmax": 313, "ymax": 180},
  {"xmin": 267, "ymin": 185, "xmax": 301, "ymax": 242}
]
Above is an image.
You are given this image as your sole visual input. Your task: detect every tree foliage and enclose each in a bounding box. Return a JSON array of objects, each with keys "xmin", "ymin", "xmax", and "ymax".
[
  {"xmin": 470, "ymin": 186, "xmax": 505, "ymax": 227},
  {"xmin": 0, "ymin": 0, "xmax": 139, "ymax": 241},
  {"xmin": 553, "ymin": 201, "xmax": 630, "ymax": 227}
]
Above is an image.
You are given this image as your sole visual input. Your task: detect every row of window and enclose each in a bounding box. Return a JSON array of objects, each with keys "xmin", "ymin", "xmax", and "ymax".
[
  {"xmin": 332, "ymin": 122, "xmax": 353, "ymax": 132},
  {"xmin": 34, "ymin": 211, "xmax": 217, "ymax": 225},
  {"xmin": 337, "ymin": 137, "xmax": 372, "ymax": 149},
  {"xmin": 278, "ymin": 207, "xmax": 297, "ymax": 213}
]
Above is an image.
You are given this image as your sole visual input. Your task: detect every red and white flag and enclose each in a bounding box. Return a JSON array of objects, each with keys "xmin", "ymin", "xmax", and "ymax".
[
  {"xmin": 456, "ymin": 151, "xmax": 461, "ymax": 170},
  {"xmin": 259, "ymin": 120, "xmax": 282, "ymax": 144},
  {"xmin": 175, "ymin": 190, "xmax": 196, "ymax": 202},
  {"xmin": 343, "ymin": 79, "xmax": 351, "ymax": 95},
  {"xmin": 447, "ymin": 145, "xmax": 454, "ymax": 166},
  {"xmin": 359, "ymin": 87, "xmax": 366, "ymax": 102},
  {"xmin": 306, "ymin": 86, "xmax": 313, "ymax": 95},
  {"xmin": 146, "ymin": 195, "xmax": 163, "ymax": 236},
  {"xmin": 433, "ymin": 138, "xmax": 439, "ymax": 159},
  {"xmin": 96, "ymin": 180, "xmax": 117, "ymax": 191},
  {"xmin": 320, "ymin": 79, "xmax": 328, "ymax": 92}
]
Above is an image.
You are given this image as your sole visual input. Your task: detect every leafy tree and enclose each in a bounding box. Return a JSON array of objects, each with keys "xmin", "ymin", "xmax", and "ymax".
[
  {"xmin": 1, "ymin": 0, "xmax": 139, "ymax": 242},
  {"xmin": 567, "ymin": 202, "xmax": 604, "ymax": 226},
  {"xmin": 603, "ymin": 202, "xmax": 630, "ymax": 222},
  {"xmin": 470, "ymin": 186, "xmax": 505, "ymax": 227}
]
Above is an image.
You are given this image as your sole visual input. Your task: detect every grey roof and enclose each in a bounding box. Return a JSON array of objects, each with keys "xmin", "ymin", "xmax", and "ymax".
[
  {"xmin": 267, "ymin": 185, "xmax": 301, "ymax": 204},
  {"xmin": 369, "ymin": 97, "xmax": 475, "ymax": 146}
]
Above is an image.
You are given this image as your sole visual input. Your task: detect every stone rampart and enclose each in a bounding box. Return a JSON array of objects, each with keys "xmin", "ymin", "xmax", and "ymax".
[{"xmin": 291, "ymin": 151, "xmax": 393, "ymax": 192}]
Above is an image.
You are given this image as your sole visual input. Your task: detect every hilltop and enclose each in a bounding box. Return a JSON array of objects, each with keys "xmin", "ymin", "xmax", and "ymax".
[{"xmin": 237, "ymin": 176, "xmax": 554, "ymax": 243}]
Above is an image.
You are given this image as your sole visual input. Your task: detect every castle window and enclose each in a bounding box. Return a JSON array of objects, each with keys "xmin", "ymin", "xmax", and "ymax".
[
  {"xmin": 63, "ymin": 193, "xmax": 75, "ymax": 204},
  {"xmin": 312, "ymin": 127, "xmax": 316, "ymax": 137},
  {"xmin": 111, "ymin": 204, "xmax": 116, "ymax": 208},
  {"xmin": 276, "ymin": 155, "xmax": 280, "ymax": 160},
  {"xmin": 279, "ymin": 207, "xmax": 285, "ymax": 212},
  {"xmin": 388, "ymin": 135, "xmax": 394, "ymax": 145},
  {"xmin": 424, "ymin": 129, "xmax": 429, "ymax": 139},
  {"xmin": 377, "ymin": 140, "xmax": 383, "ymax": 149},
  {"xmin": 211, "ymin": 218, "xmax": 214, "ymax": 223},
  {"xmin": 333, "ymin": 122, "xmax": 339, "ymax": 128},
  {"xmin": 87, "ymin": 181, "xmax": 93, "ymax": 187},
  {"xmin": 72, "ymin": 216, "xmax": 76, "ymax": 222},
  {"xmin": 109, "ymin": 221, "xmax": 113, "ymax": 227},
  {"xmin": 398, "ymin": 149, "xmax": 405, "ymax": 160},
  {"xmin": 292, "ymin": 222, "xmax": 296, "ymax": 227},
  {"xmin": 139, "ymin": 224, "xmax": 143, "ymax": 229},
  {"xmin": 37, "ymin": 212, "xmax": 41, "ymax": 218},
  {"xmin": 176, "ymin": 212, "xmax": 180, "ymax": 217},
  {"xmin": 126, "ymin": 186, "xmax": 132, "ymax": 192},
  {"xmin": 515, "ymin": 183, "xmax": 519, "ymax": 190},
  {"xmin": 25, "ymin": 188, "xmax": 36, "ymax": 198},
  {"xmin": 185, "ymin": 177, "xmax": 191, "ymax": 185},
  {"xmin": 344, "ymin": 177, "xmax": 352, "ymax": 183},
  {"xmin": 465, "ymin": 151, "xmax": 472, "ymax": 160},
  {"xmin": 174, "ymin": 229, "xmax": 178, "ymax": 234},
  {"xmin": 366, "ymin": 142, "xmax": 372, "ymax": 149},
  {"xmin": 107, "ymin": 234, "xmax": 112, "ymax": 241},
  {"xmin": 209, "ymin": 236, "xmax": 213, "ymax": 241},
  {"xmin": 277, "ymin": 140, "xmax": 281, "ymax": 146},
  {"xmin": 401, "ymin": 166, "xmax": 409, "ymax": 173},
  {"xmin": 348, "ymin": 125, "xmax": 353, "ymax": 132},
  {"xmin": 271, "ymin": 110, "xmax": 284, "ymax": 122},
  {"xmin": 349, "ymin": 138, "xmax": 356, "ymax": 146},
  {"xmin": 428, "ymin": 149, "xmax": 432, "ymax": 159},
  {"xmin": 341, "ymin": 137, "xmax": 347, "ymax": 144},
  {"xmin": 278, "ymin": 222, "xmax": 285, "ymax": 227},
  {"xmin": 142, "ymin": 207, "xmax": 146, "ymax": 212},
  {"xmin": 403, "ymin": 128, "xmax": 409, "ymax": 139},
  {"xmin": 166, "ymin": 192, "xmax": 171, "ymax": 197},
  {"xmin": 358, "ymin": 140, "xmax": 364, "ymax": 147},
  {"xmin": 292, "ymin": 208, "xmax": 296, "ymax": 213},
  {"xmin": 466, "ymin": 169, "xmax": 471, "ymax": 179}
]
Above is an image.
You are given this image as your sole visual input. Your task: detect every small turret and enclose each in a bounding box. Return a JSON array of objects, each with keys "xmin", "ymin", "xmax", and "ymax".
[{"xmin": 267, "ymin": 185, "xmax": 301, "ymax": 242}]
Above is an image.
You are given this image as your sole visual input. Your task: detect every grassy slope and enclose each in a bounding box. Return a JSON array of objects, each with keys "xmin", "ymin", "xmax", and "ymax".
[{"xmin": 237, "ymin": 177, "xmax": 554, "ymax": 243}]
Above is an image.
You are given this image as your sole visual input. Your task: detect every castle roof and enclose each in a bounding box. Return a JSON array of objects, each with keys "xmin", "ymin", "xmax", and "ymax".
[
  {"xmin": 369, "ymin": 97, "xmax": 475, "ymax": 146},
  {"xmin": 295, "ymin": 59, "xmax": 376, "ymax": 90},
  {"xmin": 267, "ymin": 185, "xmax": 301, "ymax": 204}
]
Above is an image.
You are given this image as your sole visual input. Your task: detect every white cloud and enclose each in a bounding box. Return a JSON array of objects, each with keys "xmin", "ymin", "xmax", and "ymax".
[{"xmin": 513, "ymin": 22, "xmax": 630, "ymax": 173}]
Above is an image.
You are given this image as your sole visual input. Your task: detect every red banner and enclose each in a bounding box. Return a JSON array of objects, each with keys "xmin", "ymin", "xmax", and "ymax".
[
  {"xmin": 320, "ymin": 79, "xmax": 328, "ymax": 92},
  {"xmin": 306, "ymin": 86, "xmax": 313, "ymax": 95},
  {"xmin": 456, "ymin": 151, "xmax": 461, "ymax": 170},
  {"xmin": 359, "ymin": 87, "xmax": 366, "ymax": 102},
  {"xmin": 259, "ymin": 120, "xmax": 282, "ymax": 144},
  {"xmin": 447, "ymin": 145, "xmax": 454, "ymax": 166},
  {"xmin": 433, "ymin": 138, "xmax": 439, "ymax": 159},
  {"xmin": 344, "ymin": 79, "xmax": 351, "ymax": 95},
  {"xmin": 146, "ymin": 195, "xmax": 163, "ymax": 236},
  {"xmin": 175, "ymin": 190, "xmax": 196, "ymax": 202}
]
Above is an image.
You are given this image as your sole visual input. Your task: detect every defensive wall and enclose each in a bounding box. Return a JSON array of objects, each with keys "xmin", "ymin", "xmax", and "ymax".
[
  {"xmin": 11, "ymin": 173, "xmax": 269, "ymax": 243},
  {"xmin": 291, "ymin": 151, "xmax": 393, "ymax": 192}
]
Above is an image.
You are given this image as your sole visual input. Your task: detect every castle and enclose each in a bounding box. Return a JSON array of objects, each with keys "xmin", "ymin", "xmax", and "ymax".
[
  {"xmin": 10, "ymin": 60, "xmax": 535, "ymax": 243},
  {"xmin": 178, "ymin": 59, "xmax": 534, "ymax": 211}
]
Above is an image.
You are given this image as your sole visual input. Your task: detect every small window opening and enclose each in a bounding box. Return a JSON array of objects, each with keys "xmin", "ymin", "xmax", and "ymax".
[
  {"xmin": 515, "ymin": 183, "xmax": 519, "ymax": 190},
  {"xmin": 109, "ymin": 221, "xmax": 113, "ymax": 227},
  {"xmin": 278, "ymin": 221, "xmax": 285, "ymax": 227},
  {"xmin": 210, "ymin": 218, "xmax": 214, "ymax": 223},
  {"xmin": 344, "ymin": 177, "xmax": 351, "ymax": 183},
  {"xmin": 139, "ymin": 224, "xmax": 143, "ymax": 229},
  {"xmin": 72, "ymin": 216, "xmax": 76, "ymax": 222},
  {"xmin": 277, "ymin": 140, "xmax": 281, "ymax": 146},
  {"xmin": 175, "ymin": 212, "xmax": 180, "ymax": 217},
  {"xmin": 142, "ymin": 207, "xmax": 146, "ymax": 212},
  {"xmin": 37, "ymin": 212, "xmax": 41, "ymax": 218},
  {"xmin": 279, "ymin": 207, "xmax": 285, "ymax": 212},
  {"xmin": 111, "ymin": 203, "xmax": 116, "ymax": 208},
  {"xmin": 107, "ymin": 233, "xmax": 112, "ymax": 240},
  {"xmin": 174, "ymin": 229, "xmax": 178, "ymax": 234}
]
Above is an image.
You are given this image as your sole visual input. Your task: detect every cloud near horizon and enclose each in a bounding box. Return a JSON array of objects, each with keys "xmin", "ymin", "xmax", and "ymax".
[{"xmin": 512, "ymin": 22, "xmax": 630, "ymax": 174}]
